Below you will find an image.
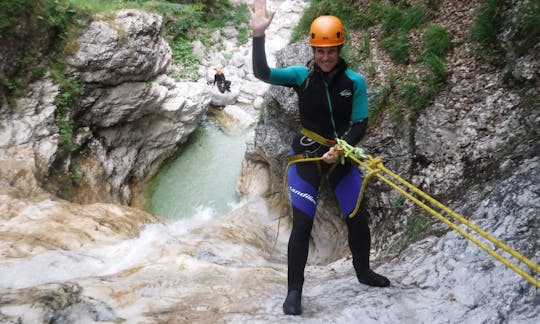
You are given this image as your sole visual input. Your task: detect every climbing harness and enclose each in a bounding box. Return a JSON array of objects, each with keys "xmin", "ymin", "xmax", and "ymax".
[{"xmin": 271, "ymin": 137, "xmax": 540, "ymax": 288}]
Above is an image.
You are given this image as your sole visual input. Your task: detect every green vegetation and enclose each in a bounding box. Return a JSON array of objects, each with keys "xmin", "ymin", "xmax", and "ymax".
[
  {"xmin": 0, "ymin": 0, "xmax": 78, "ymax": 104},
  {"xmin": 470, "ymin": 0, "xmax": 503, "ymax": 63},
  {"xmin": 366, "ymin": 3, "xmax": 447, "ymax": 121},
  {"xmin": 423, "ymin": 24, "xmax": 450, "ymax": 59},
  {"xmin": 0, "ymin": 0, "xmax": 74, "ymax": 38},
  {"xmin": 355, "ymin": 35, "xmax": 377, "ymax": 77},
  {"xmin": 471, "ymin": 0, "xmax": 540, "ymax": 64},
  {"xmin": 368, "ymin": 74, "xmax": 395, "ymax": 119},
  {"xmin": 404, "ymin": 214, "xmax": 428, "ymax": 242},
  {"xmin": 52, "ymin": 70, "xmax": 85, "ymax": 156},
  {"xmin": 373, "ymin": 3, "xmax": 429, "ymax": 64},
  {"xmin": 141, "ymin": 0, "xmax": 249, "ymax": 80},
  {"xmin": 388, "ymin": 213, "xmax": 429, "ymax": 253},
  {"xmin": 381, "ymin": 34, "xmax": 410, "ymax": 64},
  {"xmin": 393, "ymin": 195, "xmax": 406, "ymax": 211},
  {"xmin": 376, "ymin": 3, "xmax": 428, "ymax": 35},
  {"xmin": 69, "ymin": 164, "xmax": 81, "ymax": 184},
  {"xmin": 471, "ymin": 0, "xmax": 540, "ymax": 59},
  {"xmin": 470, "ymin": 0, "xmax": 502, "ymax": 48}
]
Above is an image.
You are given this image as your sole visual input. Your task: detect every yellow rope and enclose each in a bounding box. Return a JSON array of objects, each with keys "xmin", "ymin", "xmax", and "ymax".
[
  {"xmin": 346, "ymin": 153, "xmax": 540, "ymax": 288},
  {"xmin": 377, "ymin": 161, "xmax": 540, "ymax": 274},
  {"xmin": 348, "ymin": 166, "xmax": 380, "ymax": 219},
  {"xmin": 270, "ymin": 139, "xmax": 539, "ymax": 288}
]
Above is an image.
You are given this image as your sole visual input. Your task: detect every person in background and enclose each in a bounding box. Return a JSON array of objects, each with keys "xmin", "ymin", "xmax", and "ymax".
[
  {"xmin": 249, "ymin": 0, "xmax": 390, "ymax": 316},
  {"xmin": 213, "ymin": 66, "xmax": 231, "ymax": 93}
]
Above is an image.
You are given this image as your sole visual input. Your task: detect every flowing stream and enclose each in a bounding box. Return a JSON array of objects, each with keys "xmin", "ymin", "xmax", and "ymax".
[{"xmin": 147, "ymin": 119, "xmax": 248, "ymax": 219}]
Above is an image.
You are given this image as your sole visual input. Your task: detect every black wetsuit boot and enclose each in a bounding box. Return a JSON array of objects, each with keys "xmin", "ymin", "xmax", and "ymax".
[
  {"xmin": 283, "ymin": 208, "xmax": 313, "ymax": 315},
  {"xmin": 283, "ymin": 290, "xmax": 302, "ymax": 315},
  {"xmin": 346, "ymin": 205, "xmax": 390, "ymax": 287}
]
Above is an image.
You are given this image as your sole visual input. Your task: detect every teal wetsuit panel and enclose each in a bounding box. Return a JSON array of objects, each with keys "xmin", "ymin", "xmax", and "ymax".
[
  {"xmin": 268, "ymin": 66, "xmax": 309, "ymax": 87},
  {"xmin": 345, "ymin": 69, "xmax": 368, "ymax": 122}
]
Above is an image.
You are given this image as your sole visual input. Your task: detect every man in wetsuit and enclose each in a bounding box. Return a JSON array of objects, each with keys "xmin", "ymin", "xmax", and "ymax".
[{"xmin": 250, "ymin": 0, "xmax": 390, "ymax": 316}]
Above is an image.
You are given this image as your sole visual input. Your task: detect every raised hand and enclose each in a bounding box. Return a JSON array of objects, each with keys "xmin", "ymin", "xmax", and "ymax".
[{"xmin": 249, "ymin": 0, "xmax": 275, "ymax": 37}]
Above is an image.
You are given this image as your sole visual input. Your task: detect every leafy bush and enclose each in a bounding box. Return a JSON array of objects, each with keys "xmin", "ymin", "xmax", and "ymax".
[
  {"xmin": 388, "ymin": 213, "xmax": 429, "ymax": 253},
  {"xmin": 401, "ymin": 78, "xmax": 436, "ymax": 116},
  {"xmin": 142, "ymin": 0, "xmax": 249, "ymax": 78},
  {"xmin": 377, "ymin": 3, "xmax": 428, "ymax": 65},
  {"xmin": 69, "ymin": 164, "xmax": 81, "ymax": 184},
  {"xmin": 393, "ymin": 195, "xmax": 405, "ymax": 210},
  {"xmin": 170, "ymin": 39, "xmax": 201, "ymax": 80},
  {"xmin": 51, "ymin": 65, "xmax": 84, "ymax": 155},
  {"xmin": 51, "ymin": 67, "xmax": 85, "ymax": 113},
  {"xmin": 58, "ymin": 117, "xmax": 77, "ymax": 155}
]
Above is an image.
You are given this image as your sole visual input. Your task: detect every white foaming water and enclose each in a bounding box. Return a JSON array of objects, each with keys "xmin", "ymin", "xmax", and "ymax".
[{"xmin": 0, "ymin": 206, "xmax": 220, "ymax": 290}]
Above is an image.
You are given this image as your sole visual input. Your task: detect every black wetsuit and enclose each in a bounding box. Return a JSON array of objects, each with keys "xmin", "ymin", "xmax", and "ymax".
[
  {"xmin": 214, "ymin": 72, "xmax": 226, "ymax": 84},
  {"xmin": 252, "ymin": 35, "xmax": 373, "ymax": 293},
  {"xmin": 214, "ymin": 72, "xmax": 230, "ymax": 92}
]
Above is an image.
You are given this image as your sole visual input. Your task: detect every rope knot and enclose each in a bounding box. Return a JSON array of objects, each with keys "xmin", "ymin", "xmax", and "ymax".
[
  {"xmin": 368, "ymin": 157, "xmax": 383, "ymax": 170},
  {"xmin": 335, "ymin": 139, "xmax": 367, "ymax": 164}
]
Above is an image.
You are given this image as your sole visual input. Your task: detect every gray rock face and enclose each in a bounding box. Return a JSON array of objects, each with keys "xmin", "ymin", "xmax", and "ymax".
[
  {"xmin": 67, "ymin": 9, "xmax": 171, "ymax": 85},
  {"xmin": 0, "ymin": 77, "xmax": 60, "ymax": 177},
  {"xmin": 62, "ymin": 10, "xmax": 210, "ymax": 204},
  {"xmin": 0, "ymin": 9, "xmax": 212, "ymax": 204}
]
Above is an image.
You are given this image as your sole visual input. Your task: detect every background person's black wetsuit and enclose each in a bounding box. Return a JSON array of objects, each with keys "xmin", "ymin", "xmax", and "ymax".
[{"xmin": 214, "ymin": 72, "xmax": 231, "ymax": 93}]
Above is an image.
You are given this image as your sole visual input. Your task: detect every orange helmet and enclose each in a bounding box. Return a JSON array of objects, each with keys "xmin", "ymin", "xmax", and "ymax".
[{"xmin": 309, "ymin": 16, "xmax": 345, "ymax": 47}]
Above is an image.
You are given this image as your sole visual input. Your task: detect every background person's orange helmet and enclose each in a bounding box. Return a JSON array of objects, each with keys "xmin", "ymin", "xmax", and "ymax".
[{"xmin": 309, "ymin": 15, "xmax": 345, "ymax": 47}]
